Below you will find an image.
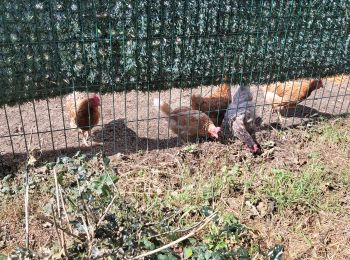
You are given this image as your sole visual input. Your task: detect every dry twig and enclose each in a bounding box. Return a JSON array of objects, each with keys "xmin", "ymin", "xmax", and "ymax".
[
  {"xmin": 133, "ymin": 212, "xmax": 217, "ymax": 259},
  {"xmin": 54, "ymin": 168, "xmax": 68, "ymax": 256}
]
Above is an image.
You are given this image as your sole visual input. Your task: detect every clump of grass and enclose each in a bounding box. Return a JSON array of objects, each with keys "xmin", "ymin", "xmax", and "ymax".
[
  {"xmin": 260, "ymin": 162, "xmax": 343, "ymax": 212},
  {"xmin": 315, "ymin": 119, "xmax": 349, "ymax": 144}
]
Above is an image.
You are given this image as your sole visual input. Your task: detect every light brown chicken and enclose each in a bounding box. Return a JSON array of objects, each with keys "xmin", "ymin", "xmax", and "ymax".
[
  {"xmin": 66, "ymin": 92, "xmax": 101, "ymax": 146},
  {"xmin": 191, "ymin": 82, "xmax": 231, "ymax": 126},
  {"xmin": 154, "ymin": 98, "xmax": 220, "ymax": 142},
  {"xmin": 263, "ymin": 79, "xmax": 324, "ymax": 121}
]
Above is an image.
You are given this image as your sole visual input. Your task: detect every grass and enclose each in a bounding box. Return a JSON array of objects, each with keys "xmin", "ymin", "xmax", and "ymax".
[
  {"xmin": 318, "ymin": 119, "xmax": 350, "ymax": 144},
  {"xmin": 262, "ymin": 164, "xmax": 327, "ymax": 211},
  {"xmin": 1, "ymin": 116, "xmax": 350, "ymax": 259}
]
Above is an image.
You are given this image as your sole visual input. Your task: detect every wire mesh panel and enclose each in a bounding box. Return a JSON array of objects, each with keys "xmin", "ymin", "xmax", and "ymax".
[{"xmin": 0, "ymin": 1, "xmax": 349, "ymax": 159}]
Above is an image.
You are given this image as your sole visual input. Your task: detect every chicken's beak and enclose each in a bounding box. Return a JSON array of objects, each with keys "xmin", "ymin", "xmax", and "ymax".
[
  {"xmin": 209, "ymin": 127, "xmax": 221, "ymax": 139},
  {"xmin": 211, "ymin": 132, "xmax": 219, "ymax": 139},
  {"xmin": 246, "ymin": 144, "xmax": 261, "ymax": 155}
]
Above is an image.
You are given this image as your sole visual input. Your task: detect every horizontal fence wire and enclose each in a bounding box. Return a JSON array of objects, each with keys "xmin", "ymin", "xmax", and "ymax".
[{"xmin": 0, "ymin": 1, "xmax": 350, "ymax": 160}]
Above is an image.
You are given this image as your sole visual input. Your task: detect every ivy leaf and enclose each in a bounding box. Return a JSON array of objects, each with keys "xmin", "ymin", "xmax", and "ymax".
[
  {"xmin": 142, "ymin": 239, "xmax": 155, "ymax": 250},
  {"xmin": 157, "ymin": 253, "xmax": 179, "ymax": 260},
  {"xmin": 184, "ymin": 247, "xmax": 193, "ymax": 259}
]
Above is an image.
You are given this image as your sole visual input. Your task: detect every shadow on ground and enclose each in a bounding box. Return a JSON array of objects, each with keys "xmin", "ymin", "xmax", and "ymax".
[{"xmin": 1, "ymin": 106, "xmax": 348, "ymax": 177}]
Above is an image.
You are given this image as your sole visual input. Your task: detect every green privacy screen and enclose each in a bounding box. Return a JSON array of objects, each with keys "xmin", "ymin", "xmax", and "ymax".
[{"xmin": 1, "ymin": 0, "xmax": 350, "ymax": 106}]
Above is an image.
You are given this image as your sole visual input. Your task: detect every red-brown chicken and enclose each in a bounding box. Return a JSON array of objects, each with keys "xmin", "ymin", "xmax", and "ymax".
[
  {"xmin": 191, "ymin": 82, "xmax": 231, "ymax": 126},
  {"xmin": 154, "ymin": 98, "xmax": 220, "ymax": 142},
  {"xmin": 66, "ymin": 92, "xmax": 101, "ymax": 146},
  {"xmin": 263, "ymin": 79, "xmax": 324, "ymax": 122}
]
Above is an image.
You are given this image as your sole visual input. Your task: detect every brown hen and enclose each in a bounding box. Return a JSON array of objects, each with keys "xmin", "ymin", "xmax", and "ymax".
[
  {"xmin": 263, "ymin": 79, "xmax": 323, "ymax": 121},
  {"xmin": 66, "ymin": 92, "xmax": 101, "ymax": 146},
  {"xmin": 191, "ymin": 82, "xmax": 231, "ymax": 126},
  {"xmin": 154, "ymin": 98, "xmax": 220, "ymax": 142}
]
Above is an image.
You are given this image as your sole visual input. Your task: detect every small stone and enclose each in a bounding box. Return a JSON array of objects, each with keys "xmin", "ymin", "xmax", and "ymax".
[{"xmin": 43, "ymin": 222, "xmax": 52, "ymax": 228}]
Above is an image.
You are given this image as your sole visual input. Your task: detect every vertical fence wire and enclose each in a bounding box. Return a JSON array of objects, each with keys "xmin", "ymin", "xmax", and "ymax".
[
  {"xmin": 33, "ymin": 3, "xmax": 56, "ymax": 151},
  {"xmin": 251, "ymin": 0, "xmax": 264, "ymax": 127},
  {"xmin": 80, "ymin": 2, "xmax": 94, "ymax": 152},
  {"xmin": 315, "ymin": 24, "xmax": 337, "ymax": 117},
  {"xmin": 122, "ymin": 1, "xmax": 128, "ymax": 153},
  {"xmin": 330, "ymin": 75, "xmax": 344, "ymax": 115},
  {"xmin": 339, "ymin": 77, "xmax": 350, "ymax": 114},
  {"xmin": 107, "ymin": 0, "xmax": 118, "ymax": 155},
  {"xmin": 3, "ymin": 105, "xmax": 15, "ymax": 156},
  {"xmin": 288, "ymin": 1, "xmax": 310, "ymax": 128},
  {"xmin": 133, "ymin": 0, "xmax": 140, "ymax": 152},
  {"xmin": 303, "ymin": 25, "xmax": 327, "ymax": 125},
  {"xmin": 145, "ymin": 0, "xmax": 152, "ymax": 151},
  {"xmin": 265, "ymin": 0, "xmax": 285, "ymax": 128},
  {"xmin": 221, "ymin": 1, "xmax": 239, "ymax": 137},
  {"xmin": 18, "ymin": 104, "xmax": 29, "ymax": 154},
  {"xmin": 191, "ymin": 0, "xmax": 202, "ymax": 143},
  {"xmin": 49, "ymin": 0, "xmax": 68, "ymax": 151},
  {"xmin": 324, "ymin": 77, "xmax": 340, "ymax": 118},
  {"xmin": 278, "ymin": 0, "xmax": 310, "ymax": 128},
  {"xmin": 165, "ymin": 0, "xmax": 177, "ymax": 149},
  {"xmin": 259, "ymin": 1, "xmax": 277, "ymax": 129},
  {"xmin": 158, "ymin": 0, "xmax": 166, "ymax": 150},
  {"xmin": 92, "ymin": 0, "xmax": 105, "ymax": 151},
  {"xmin": 76, "ymin": 0, "xmax": 85, "ymax": 149},
  {"xmin": 31, "ymin": 101, "xmax": 42, "ymax": 151},
  {"xmin": 299, "ymin": 2, "xmax": 327, "ymax": 125},
  {"xmin": 280, "ymin": 0, "xmax": 313, "ymax": 128},
  {"xmin": 275, "ymin": 0, "xmax": 297, "ymax": 129}
]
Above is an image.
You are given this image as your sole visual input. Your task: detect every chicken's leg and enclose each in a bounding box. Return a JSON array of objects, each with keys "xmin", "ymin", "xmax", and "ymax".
[
  {"xmin": 178, "ymin": 132, "xmax": 189, "ymax": 145},
  {"xmin": 277, "ymin": 110, "xmax": 284, "ymax": 124},
  {"xmin": 82, "ymin": 130, "xmax": 89, "ymax": 146},
  {"xmin": 70, "ymin": 120, "xmax": 77, "ymax": 129}
]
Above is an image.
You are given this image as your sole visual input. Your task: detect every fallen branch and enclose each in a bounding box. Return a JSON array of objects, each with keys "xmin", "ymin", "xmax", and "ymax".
[{"xmin": 133, "ymin": 212, "xmax": 217, "ymax": 259}]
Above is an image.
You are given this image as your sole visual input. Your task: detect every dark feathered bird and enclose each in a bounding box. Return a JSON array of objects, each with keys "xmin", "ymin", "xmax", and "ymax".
[{"xmin": 223, "ymin": 85, "xmax": 261, "ymax": 154}]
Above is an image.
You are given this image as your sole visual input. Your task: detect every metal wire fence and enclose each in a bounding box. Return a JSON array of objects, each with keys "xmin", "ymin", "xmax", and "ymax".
[
  {"xmin": 0, "ymin": 1, "xmax": 350, "ymax": 159},
  {"xmin": 1, "ymin": 75, "xmax": 349, "ymax": 159}
]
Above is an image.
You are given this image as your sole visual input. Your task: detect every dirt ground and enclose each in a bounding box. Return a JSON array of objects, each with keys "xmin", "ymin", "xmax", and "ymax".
[
  {"xmin": 0, "ymin": 75, "xmax": 349, "ymax": 162},
  {"xmin": 0, "ymin": 115, "xmax": 349, "ymax": 258}
]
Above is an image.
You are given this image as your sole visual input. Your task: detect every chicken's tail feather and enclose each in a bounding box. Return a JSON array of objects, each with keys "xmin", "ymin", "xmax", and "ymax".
[{"xmin": 153, "ymin": 98, "xmax": 171, "ymax": 115}]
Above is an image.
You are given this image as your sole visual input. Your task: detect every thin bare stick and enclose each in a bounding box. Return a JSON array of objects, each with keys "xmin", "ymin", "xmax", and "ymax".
[
  {"xmin": 54, "ymin": 168, "xmax": 61, "ymax": 217},
  {"xmin": 54, "ymin": 168, "xmax": 68, "ymax": 256},
  {"xmin": 51, "ymin": 204, "xmax": 63, "ymax": 249},
  {"xmin": 24, "ymin": 166, "xmax": 30, "ymax": 248},
  {"xmin": 24, "ymin": 127, "xmax": 35, "ymax": 248},
  {"xmin": 81, "ymin": 214, "xmax": 91, "ymax": 244},
  {"xmin": 59, "ymin": 186, "xmax": 73, "ymax": 233},
  {"xmin": 133, "ymin": 212, "xmax": 217, "ymax": 260},
  {"xmin": 81, "ymin": 213, "xmax": 94, "ymax": 257},
  {"xmin": 97, "ymin": 194, "xmax": 118, "ymax": 228}
]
